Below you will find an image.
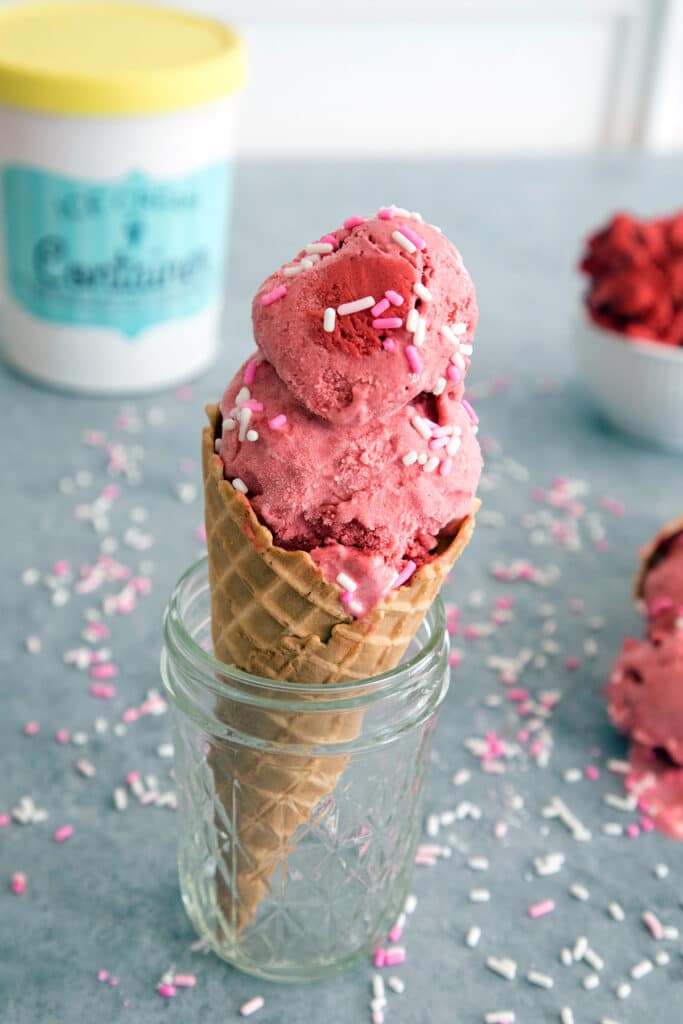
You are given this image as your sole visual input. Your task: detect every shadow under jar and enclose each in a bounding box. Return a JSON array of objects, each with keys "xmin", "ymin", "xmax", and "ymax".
[{"xmin": 161, "ymin": 558, "xmax": 450, "ymax": 982}]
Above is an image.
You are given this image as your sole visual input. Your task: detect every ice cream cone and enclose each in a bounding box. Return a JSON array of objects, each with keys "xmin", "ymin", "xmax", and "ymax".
[
  {"xmin": 634, "ymin": 515, "xmax": 683, "ymax": 600},
  {"xmin": 202, "ymin": 403, "xmax": 477, "ymax": 932}
]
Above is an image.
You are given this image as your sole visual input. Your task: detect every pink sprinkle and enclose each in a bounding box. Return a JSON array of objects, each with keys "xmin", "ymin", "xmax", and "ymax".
[
  {"xmin": 90, "ymin": 682, "xmax": 116, "ymax": 700},
  {"xmin": 373, "ymin": 947, "xmax": 386, "ymax": 968},
  {"xmin": 268, "ymin": 414, "xmax": 287, "ymax": 431},
  {"xmin": 405, "ymin": 345, "xmax": 422, "ymax": 374},
  {"xmin": 446, "ymin": 364, "xmax": 461, "ymax": 382},
  {"xmin": 23, "ymin": 721, "xmax": 40, "ymax": 736},
  {"xmin": 584, "ymin": 765, "xmax": 600, "ymax": 781},
  {"xmin": 55, "ymin": 729, "xmax": 70, "ymax": 745},
  {"xmin": 90, "ymin": 663, "xmax": 117, "ymax": 680},
  {"xmin": 385, "ymin": 289, "xmax": 404, "ymax": 305},
  {"xmin": 377, "ymin": 207, "xmax": 396, "ymax": 220},
  {"xmin": 626, "ymin": 824, "xmax": 640, "ymax": 839},
  {"xmin": 240, "ymin": 399, "xmax": 264, "ymax": 412},
  {"xmin": 244, "ymin": 360, "xmax": 259, "ymax": 387},
  {"xmin": 157, "ymin": 984, "xmax": 176, "ymax": 999},
  {"xmin": 495, "ymin": 822, "xmax": 508, "ymax": 839},
  {"xmin": 11, "ymin": 872, "xmax": 27, "ymax": 894},
  {"xmin": 173, "ymin": 974, "xmax": 196, "ymax": 988},
  {"xmin": 495, "ymin": 596, "xmax": 514, "ymax": 610},
  {"xmin": 109, "ymin": 977, "xmax": 119, "ymax": 987},
  {"xmin": 399, "ymin": 224, "xmax": 426, "ymax": 250},
  {"xmin": 594, "ymin": 539, "xmax": 609, "ymax": 553},
  {"xmin": 384, "ymin": 948, "xmax": 406, "ymax": 966},
  {"xmin": 371, "ymin": 298, "xmax": 390, "ymax": 317},
  {"xmin": 261, "ymin": 285, "xmax": 287, "ymax": 307},
  {"xmin": 126, "ymin": 771, "xmax": 140, "ymax": 784},
  {"xmin": 54, "ymin": 825, "xmax": 74, "ymax": 843},
  {"xmin": 388, "ymin": 924, "xmax": 404, "ymax": 943},
  {"xmin": 448, "ymin": 650, "xmax": 462, "ymax": 667},
  {"xmin": 648, "ymin": 597, "xmax": 673, "ymax": 617},
  {"xmin": 122, "ymin": 708, "xmax": 139, "ymax": 723},
  {"xmin": 101, "ymin": 484, "xmax": 120, "ymax": 501},
  {"xmin": 393, "ymin": 560, "xmax": 417, "ymax": 588},
  {"xmin": 344, "ymin": 215, "xmax": 365, "ymax": 229},
  {"xmin": 517, "ymin": 729, "xmax": 530, "ymax": 743},
  {"xmin": 463, "ymin": 625, "xmax": 480, "ymax": 640},
  {"xmin": 131, "ymin": 575, "xmax": 152, "ymax": 595},
  {"xmin": 321, "ymin": 233, "xmax": 337, "ymax": 247},
  {"xmin": 640, "ymin": 816, "xmax": 655, "ymax": 832},
  {"xmin": 382, "ymin": 339, "xmax": 396, "ymax": 352},
  {"xmin": 373, "ymin": 317, "xmax": 402, "ymax": 329},
  {"xmin": 528, "ymin": 899, "xmax": 555, "ymax": 919},
  {"xmin": 194, "ymin": 524, "xmax": 207, "ymax": 542},
  {"xmin": 97, "ymin": 970, "xmax": 109, "ymax": 982},
  {"xmin": 565, "ymin": 657, "xmax": 580, "ymax": 671},
  {"xmin": 507, "ymin": 689, "xmax": 529, "ymax": 702},
  {"xmin": 0, "ymin": 814, "xmax": 10, "ymax": 828},
  {"xmin": 87, "ymin": 621, "xmax": 110, "ymax": 639},
  {"xmin": 439, "ymin": 457, "xmax": 453, "ymax": 477},
  {"xmin": 462, "ymin": 399, "xmax": 478, "ymax": 424},
  {"xmin": 53, "ymin": 560, "xmax": 71, "ymax": 577}
]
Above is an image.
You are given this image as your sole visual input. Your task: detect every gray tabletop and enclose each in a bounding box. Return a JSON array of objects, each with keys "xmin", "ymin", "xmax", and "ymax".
[{"xmin": 2, "ymin": 158, "xmax": 683, "ymax": 1024}]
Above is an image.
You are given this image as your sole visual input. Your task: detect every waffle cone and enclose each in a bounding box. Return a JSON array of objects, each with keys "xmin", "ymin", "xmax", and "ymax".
[
  {"xmin": 634, "ymin": 515, "xmax": 683, "ymax": 600},
  {"xmin": 202, "ymin": 403, "xmax": 477, "ymax": 932}
]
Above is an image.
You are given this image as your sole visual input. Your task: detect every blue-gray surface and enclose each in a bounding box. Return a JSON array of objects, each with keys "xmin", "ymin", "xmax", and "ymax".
[{"xmin": 2, "ymin": 158, "xmax": 683, "ymax": 1023}]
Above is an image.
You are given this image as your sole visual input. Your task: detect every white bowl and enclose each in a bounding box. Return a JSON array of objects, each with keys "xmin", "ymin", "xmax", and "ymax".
[{"xmin": 575, "ymin": 313, "xmax": 683, "ymax": 452}]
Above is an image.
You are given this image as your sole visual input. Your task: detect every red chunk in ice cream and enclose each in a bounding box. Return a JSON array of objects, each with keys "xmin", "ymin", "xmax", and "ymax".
[{"xmin": 218, "ymin": 207, "xmax": 482, "ymax": 616}]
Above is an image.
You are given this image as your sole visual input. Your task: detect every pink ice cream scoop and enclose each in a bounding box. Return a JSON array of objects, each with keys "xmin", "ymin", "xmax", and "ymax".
[{"xmin": 218, "ymin": 207, "xmax": 482, "ymax": 616}]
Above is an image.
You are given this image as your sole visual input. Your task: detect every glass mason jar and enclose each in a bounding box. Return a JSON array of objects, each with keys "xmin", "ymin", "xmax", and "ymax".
[{"xmin": 161, "ymin": 558, "xmax": 450, "ymax": 982}]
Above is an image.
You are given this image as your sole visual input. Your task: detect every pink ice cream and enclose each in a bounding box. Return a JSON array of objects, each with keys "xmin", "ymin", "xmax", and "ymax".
[
  {"xmin": 218, "ymin": 207, "xmax": 482, "ymax": 615},
  {"xmin": 606, "ymin": 524, "xmax": 683, "ymax": 838}
]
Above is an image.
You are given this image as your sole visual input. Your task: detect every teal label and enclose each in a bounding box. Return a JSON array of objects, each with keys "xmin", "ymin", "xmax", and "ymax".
[{"xmin": 2, "ymin": 162, "xmax": 230, "ymax": 336}]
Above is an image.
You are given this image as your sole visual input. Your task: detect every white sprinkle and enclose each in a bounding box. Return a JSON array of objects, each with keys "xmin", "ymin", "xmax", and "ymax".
[
  {"xmin": 417, "ymin": 452, "xmax": 427, "ymax": 465},
  {"xmin": 584, "ymin": 948, "xmax": 604, "ymax": 971},
  {"xmin": 560, "ymin": 948, "xmax": 573, "ymax": 967},
  {"xmin": 305, "ymin": 242, "xmax": 333, "ymax": 254},
  {"xmin": 439, "ymin": 810, "xmax": 456, "ymax": 826},
  {"xmin": 237, "ymin": 406, "xmax": 252, "ymax": 442},
  {"xmin": 235, "ymin": 386, "xmax": 250, "ymax": 404},
  {"xmin": 583, "ymin": 973, "xmax": 600, "ymax": 990},
  {"xmin": 446, "ymin": 434, "xmax": 461, "ymax": 457},
  {"xmin": 372, "ymin": 975, "xmax": 385, "ymax": 999},
  {"xmin": 655, "ymin": 951, "xmax": 670, "ymax": 966},
  {"xmin": 72, "ymin": 731, "xmax": 88, "ymax": 746},
  {"xmin": 654, "ymin": 862, "xmax": 669, "ymax": 879},
  {"xmin": 176, "ymin": 482, "xmax": 197, "ymax": 504},
  {"xmin": 240, "ymin": 996, "xmax": 265, "ymax": 1017},
  {"xmin": 607, "ymin": 759, "xmax": 630, "ymax": 774},
  {"xmin": 21, "ymin": 568, "xmax": 40, "ymax": 586},
  {"xmin": 336, "ymin": 572, "xmax": 357, "ymax": 593},
  {"xmin": 534, "ymin": 852, "xmax": 564, "ymax": 877},
  {"xmin": 527, "ymin": 970, "xmax": 554, "ymax": 990},
  {"xmin": 433, "ymin": 377, "xmax": 446, "ymax": 396},
  {"xmin": 323, "ymin": 307, "xmax": 336, "ymax": 332},
  {"xmin": 283, "ymin": 264, "xmax": 303, "ymax": 276},
  {"xmin": 157, "ymin": 743, "xmax": 174, "ymax": 759},
  {"xmin": 544, "ymin": 797, "xmax": 591, "ymax": 841},
  {"xmin": 603, "ymin": 822, "xmax": 623, "ymax": 836},
  {"xmin": 423, "ymin": 456, "xmax": 439, "ymax": 474},
  {"xmin": 569, "ymin": 883, "xmax": 589, "ymax": 902},
  {"xmin": 387, "ymin": 976, "xmax": 404, "ymax": 994},
  {"xmin": 370, "ymin": 997, "xmax": 387, "ymax": 1013},
  {"xmin": 404, "ymin": 894, "xmax": 417, "ymax": 914},
  {"xmin": 572, "ymin": 936, "xmax": 588, "ymax": 961},
  {"xmin": 426, "ymin": 814, "xmax": 440, "ymax": 838},
  {"xmin": 25, "ymin": 636, "xmax": 42, "ymax": 654},
  {"xmin": 113, "ymin": 787, "xmax": 128, "ymax": 811},
  {"xmin": 246, "ymin": 430, "xmax": 259, "ymax": 442},
  {"xmin": 231, "ymin": 478, "xmax": 248, "ymax": 494},
  {"xmin": 466, "ymin": 926, "xmax": 482, "ymax": 948},
  {"xmin": 337, "ymin": 296, "xmax": 375, "ymax": 316},
  {"xmin": 469, "ymin": 857, "xmax": 489, "ymax": 872},
  {"xmin": 413, "ymin": 316, "xmax": 426, "ymax": 347},
  {"xmin": 76, "ymin": 759, "xmax": 96, "ymax": 778},
  {"xmin": 52, "ymin": 589, "xmax": 69, "ymax": 608},
  {"xmin": 608, "ymin": 902, "xmax": 625, "ymax": 921},
  {"xmin": 300, "ymin": 257, "xmax": 317, "ymax": 269},
  {"xmin": 662, "ymin": 925, "xmax": 679, "ymax": 940},
  {"xmin": 560, "ymin": 1010, "xmax": 574, "ymax": 1024},
  {"xmin": 391, "ymin": 229, "xmax": 416, "ymax": 254},
  {"xmin": 485, "ymin": 1013, "xmax": 515, "ymax": 1024},
  {"xmin": 604, "ymin": 793, "xmax": 638, "ymax": 812},
  {"xmin": 413, "ymin": 281, "xmax": 432, "ymax": 302},
  {"xmin": 93, "ymin": 718, "xmax": 108, "ymax": 735},
  {"xmin": 411, "ymin": 416, "xmax": 432, "ymax": 440},
  {"xmin": 459, "ymin": 342, "xmax": 473, "ymax": 355},
  {"xmin": 452, "ymin": 321, "xmax": 467, "ymax": 335},
  {"xmin": 601, "ymin": 1019, "xmax": 622, "ymax": 1024},
  {"xmin": 616, "ymin": 982, "xmax": 631, "ymax": 999},
  {"xmin": 630, "ymin": 959, "xmax": 653, "ymax": 980},
  {"xmin": 223, "ymin": 418, "xmax": 236, "ymax": 432},
  {"xmin": 486, "ymin": 957, "xmax": 517, "ymax": 981},
  {"xmin": 563, "ymin": 769, "xmax": 582, "ymax": 783},
  {"xmin": 452, "ymin": 769, "xmax": 471, "ymax": 786},
  {"xmin": 405, "ymin": 308, "xmax": 419, "ymax": 333},
  {"xmin": 402, "ymin": 450, "xmax": 418, "ymax": 466}
]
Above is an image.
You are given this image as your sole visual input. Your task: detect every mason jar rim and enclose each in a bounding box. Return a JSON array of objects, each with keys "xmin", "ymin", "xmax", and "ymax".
[{"xmin": 162, "ymin": 556, "xmax": 447, "ymax": 708}]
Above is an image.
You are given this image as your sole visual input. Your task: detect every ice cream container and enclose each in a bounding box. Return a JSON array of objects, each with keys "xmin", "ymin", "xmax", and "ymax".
[
  {"xmin": 0, "ymin": 2, "xmax": 245, "ymax": 394},
  {"xmin": 575, "ymin": 313, "xmax": 683, "ymax": 452}
]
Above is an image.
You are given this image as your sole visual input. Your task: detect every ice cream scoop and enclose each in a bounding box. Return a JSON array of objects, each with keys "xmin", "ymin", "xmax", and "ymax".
[{"xmin": 219, "ymin": 208, "xmax": 482, "ymax": 616}]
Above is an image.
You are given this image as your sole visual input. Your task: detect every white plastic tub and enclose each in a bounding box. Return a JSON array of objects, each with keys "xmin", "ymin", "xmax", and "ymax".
[{"xmin": 0, "ymin": 2, "xmax": 245, "ymax": 394}]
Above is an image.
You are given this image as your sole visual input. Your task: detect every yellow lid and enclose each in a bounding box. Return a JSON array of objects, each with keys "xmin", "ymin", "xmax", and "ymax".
[{"xmin": 0, "ymin": 2, "xmax": 245, "ymax": 117}]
